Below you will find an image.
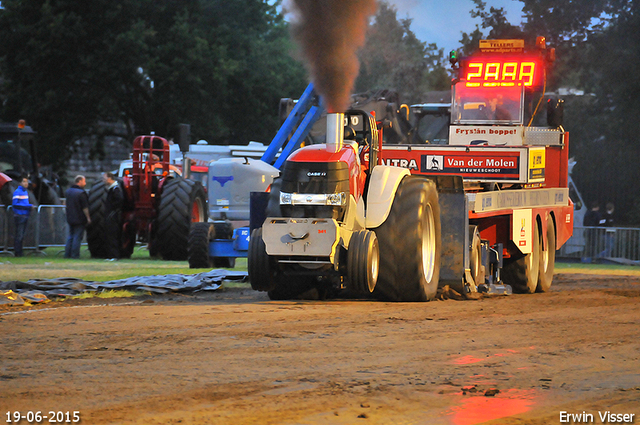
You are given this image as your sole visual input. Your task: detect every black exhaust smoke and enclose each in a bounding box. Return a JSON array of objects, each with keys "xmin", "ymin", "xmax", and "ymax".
[{"xmin": 286, "ymin": 0, "xmax": 377, "ymax": 113}]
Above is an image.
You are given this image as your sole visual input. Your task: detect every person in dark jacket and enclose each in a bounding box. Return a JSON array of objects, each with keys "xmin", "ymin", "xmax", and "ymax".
[
  {"xmin": 64, "ymin": 175, "xmax": 91, "ymax": 259},
  {"xmin": 103, "ymin": 172, "xmax": 123, "ymax": 259},
  {"xmin": 12, "ymin": 176, "xmax": 33, "ymax": 257}
]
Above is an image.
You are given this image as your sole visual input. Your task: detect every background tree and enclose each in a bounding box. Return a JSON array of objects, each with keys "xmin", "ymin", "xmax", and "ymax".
[
  {"xmin": 458, "ymin": 0, "xmax": 640, "ymax": 223},
  {"xmin": 355, "ymin": 2, "xmax": 449, "ymax": 104},
  {"xmin": 0, "ymin": 0, "xmax": 307, "ymax": 170}
]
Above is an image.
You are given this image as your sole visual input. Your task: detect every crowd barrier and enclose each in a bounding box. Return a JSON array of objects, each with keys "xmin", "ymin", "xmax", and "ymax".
[
  {"xmin": 2, "ymin": 206, "xmax": 638, "ymax": 263},
  {"xmin": 557, "ymin": 226, "xmax": 640, "ymax": 262},
  {"xmin": 1, "ymin": 205, "xmax": 70, "ymax": 256}
]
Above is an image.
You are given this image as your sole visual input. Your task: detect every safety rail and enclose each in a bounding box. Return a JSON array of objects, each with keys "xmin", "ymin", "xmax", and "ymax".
[
  {"xmin": 557, "ymin": 225, "xmax": 640, "ymax": 263},
  {"xmin": 0, "ymin": 205, "xmax": 71, "ymax": 256}
]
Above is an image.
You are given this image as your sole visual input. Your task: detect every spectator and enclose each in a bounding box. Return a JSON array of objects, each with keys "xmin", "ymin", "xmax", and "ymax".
[
  {"xmin": 600, "ymin": 202, "xmax": 616, "ymax": 258},
  {"xmin": 12, "ymin": 176, "xmax": 33, "ymax": 257},
  {"xmin": 64, "ymin": 175, "xmax": 91, "ymax": 259},
  {"xmin": 103, "ymin": 172, "xmax": 123, "ymax": 260},
  {"xmin": 582, "ymin": 201, "xmax": 602, "ymax": 263}
]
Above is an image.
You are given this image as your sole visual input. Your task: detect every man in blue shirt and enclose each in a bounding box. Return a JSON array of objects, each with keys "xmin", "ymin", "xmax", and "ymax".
[
  {"xmin": 12, "ymin": 176, "xmax": 33, "ymax": 257},
  {"xmin": 64, "ymin": 175, "xmax": 91, "ymax": 259}
]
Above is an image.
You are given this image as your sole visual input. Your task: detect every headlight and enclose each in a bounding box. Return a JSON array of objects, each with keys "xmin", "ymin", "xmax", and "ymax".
[
  {"xmin": 326, "ymin": 192, "xmax": 344, "ymax": 206},
  {"xmin": 280, "ymin": 192, "xmax": 347, "ymax": 206},
  {"xmin": 280, "ymin": 192, "xmax": 292, "ymax": 204}
]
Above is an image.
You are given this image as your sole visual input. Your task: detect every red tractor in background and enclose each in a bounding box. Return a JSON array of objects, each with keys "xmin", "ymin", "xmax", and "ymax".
[{"xmin": 87, "ymin": 135, "xmax": 207, "ymax": 260}]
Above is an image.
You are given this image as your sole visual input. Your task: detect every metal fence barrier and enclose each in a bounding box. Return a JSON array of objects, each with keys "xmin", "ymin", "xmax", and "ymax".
[
  {"xmin": 2, "ymin": 206, "xmax": 637, "ymax": 263},
  {"xmin": 557, "ymin": 226, "xmax": 640, "ymax": 263},
  {"xmin": 1, "ymin": 205, "xmax": 70, "ymax": 256}
]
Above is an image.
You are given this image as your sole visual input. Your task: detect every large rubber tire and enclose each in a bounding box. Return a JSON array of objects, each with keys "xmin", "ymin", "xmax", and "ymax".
[
  {"xmin": 36, "ymin": 182, "xmax": 62, "ymax": 205},
  {"xmin": 1, "ymin": 180, "xmax": 18, "ymax": 206},
  {"xmin": 373, "ymin": 177, "xmax": 441, "ymax": 302},
  {"xmin": 502, "ymin": 219, "xmax": 541, "ymax": 294},
  {"xmin": 87, "ymin": 181, "xmax": 109, "ymax": 258},
  {"xmin": 156, "ymin": 178, "xmax": 207, "ymax": 261},
  {"xmin": 537, "ymin": 217, "xmax": 556, "ymax": 292},
  {"xmin": 248, "ymin": 228, "xmax": 275, "ymax": 291},
  {"xmin": 347, "ymin": 229, "xmax": 379, "ymax": 294},
  {"xmin": 188, "ymin": 222, "xmax": 213, "ymax": 269},
  {"xmin": 469, "ymin": 225, "xmax": 485, "ymax": 287}
]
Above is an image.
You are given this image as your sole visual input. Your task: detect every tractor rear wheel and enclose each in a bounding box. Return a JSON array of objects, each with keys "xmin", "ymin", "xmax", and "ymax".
[
  {"xmin": 537, "ymin": 217, "xmax": 556, "ymax": 292},
  {"xmin": 502, "ymin": 219, "xmax": 541, "ymax": 294},
  {"xmin": 188, "ymin": 222, "xmax": 213, "ymax": 269},
  {"xmin": 0, "ymin": 180, "xmax": 15, "ymax": 206},
  {"xmin": 87, "ymin": 181, "xmax": 108, "ymax": 258},
  {"xmin": 347, "ymin": 229, "xmax": 379, "ymax": 294},
  {"xmin": 155, "ymin": 178, "xmax": 207, "ymax": 261},
  {"xmin": 373, "ymin": 176, "xmax": 441, "ymax": 302}
]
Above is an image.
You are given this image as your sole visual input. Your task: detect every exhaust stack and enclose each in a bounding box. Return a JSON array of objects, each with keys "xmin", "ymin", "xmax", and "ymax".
[{"xmin": 326, "ymin": 113, "xmax": 344, "ymax": 153}]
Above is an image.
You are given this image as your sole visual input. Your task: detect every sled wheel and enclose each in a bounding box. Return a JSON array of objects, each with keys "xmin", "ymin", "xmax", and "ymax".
[
  {"xmin": 537, "ymin": 217, "xmax": 556, "ymax": 292},
  {"xmin": 469, "ymin": 225, "xmax": 484, "ymax": 287},
  {"xmin": 503, "ymin": 219, "xmax": 541, "ymax": 294},
  {"xmin": 374, "ymin": 176, "xmax": 441, "ymax": 302}
]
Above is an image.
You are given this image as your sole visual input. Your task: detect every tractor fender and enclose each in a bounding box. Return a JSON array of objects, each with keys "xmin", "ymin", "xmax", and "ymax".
[{"xmin": 365, "ymin": 165, "xmax": 411, "ymax": 228}]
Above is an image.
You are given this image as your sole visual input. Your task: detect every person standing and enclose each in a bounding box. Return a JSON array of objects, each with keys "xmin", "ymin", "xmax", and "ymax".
[
  {"xmin": 601, "ymin": 202, "xmax": 616, "ymax": 258},
  {"xmin": 12, "ymin": 176, "xmax": 33, "ymax": 257},
  {"xmin": 103, "ymin": 172, "xmax": 123, "ymax": 260},
  {"xmin": 64, "ymin": 175, "xmax": 91, "ymax": 259}
]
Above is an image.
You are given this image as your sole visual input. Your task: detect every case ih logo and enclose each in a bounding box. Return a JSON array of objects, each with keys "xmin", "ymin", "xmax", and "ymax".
[{"xmin": 307, "ymin": 171, "xmax": 326, "ymax": 177}]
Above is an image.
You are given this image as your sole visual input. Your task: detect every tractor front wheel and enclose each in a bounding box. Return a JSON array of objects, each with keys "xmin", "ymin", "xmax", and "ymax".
[
  {"xmin": 347, "ymin": 229, "xmax": 379, "ymax": 295},
  {"xmin": 248, "ymin": 228, "xmax": 275, "ymax": 291}
]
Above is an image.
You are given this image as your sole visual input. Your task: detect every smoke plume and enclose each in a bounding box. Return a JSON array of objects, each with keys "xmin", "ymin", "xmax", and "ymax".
[{"xmin": 286, "ymin": 0, "xmax": 378, "ymax": 113}]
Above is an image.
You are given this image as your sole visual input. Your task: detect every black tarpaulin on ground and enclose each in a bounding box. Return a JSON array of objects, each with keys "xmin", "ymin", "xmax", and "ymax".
[{"xmin": 0, "ymin": 270, "xmax": 247, "ymax": 306}]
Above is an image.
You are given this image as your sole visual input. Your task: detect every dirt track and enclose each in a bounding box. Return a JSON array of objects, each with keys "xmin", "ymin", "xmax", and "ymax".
[{"xmin": 1, "ymin": 273, "xmax": 639, "ymax": 425}]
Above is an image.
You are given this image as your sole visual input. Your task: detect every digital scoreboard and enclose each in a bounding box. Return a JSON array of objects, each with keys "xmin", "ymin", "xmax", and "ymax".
[{"xmin": 460, "ymin": 57, "xmax": 544, "ymax": 88}]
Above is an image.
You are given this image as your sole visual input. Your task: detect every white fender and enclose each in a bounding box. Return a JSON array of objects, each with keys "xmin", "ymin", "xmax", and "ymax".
[{"xmin": 365, "ymin": 165, "xmax": 410, "ymax": 228}]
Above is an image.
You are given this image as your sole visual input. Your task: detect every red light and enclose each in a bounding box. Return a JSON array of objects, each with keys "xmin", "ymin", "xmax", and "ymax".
[{"xmin": 461, "ymin": 57, "xmax": 543, "ymax": 87}]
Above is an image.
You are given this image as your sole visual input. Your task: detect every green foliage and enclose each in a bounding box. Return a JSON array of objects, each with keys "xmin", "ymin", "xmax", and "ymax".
[
  {"xmin": 0, "ymin": 0, "xmax": 307, "ymax": 169},
  {"xmin": 355, "ymin": 2, "xmax": 449, "ymax": 104},
  {"xmin": 457, "ymin": 0, "xmax": 640, "ymax": 224}
]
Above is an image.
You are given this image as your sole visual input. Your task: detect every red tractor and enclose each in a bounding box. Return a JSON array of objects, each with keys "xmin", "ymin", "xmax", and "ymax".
[
  {"xmin": 249, "ymin": 110, "xmax": 444, "ymax": 300},
  {"xmin": 87, "ymin": 135, "xmax": 207, "ymax": 260},
  {"xmin": 249, "ymin": 37, "xmax": 573, "ymax": 301}
]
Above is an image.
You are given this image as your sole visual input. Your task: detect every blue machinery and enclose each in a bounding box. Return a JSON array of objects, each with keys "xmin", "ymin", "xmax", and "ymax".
[{"xmin": 205, "ymin": 83, "xmax": 324, "ymax": 263}]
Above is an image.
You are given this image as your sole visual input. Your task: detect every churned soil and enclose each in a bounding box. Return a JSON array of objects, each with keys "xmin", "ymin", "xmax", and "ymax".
[{"xmin": 1, "ymin": 273, "xmax": 639, "ymax": 424}]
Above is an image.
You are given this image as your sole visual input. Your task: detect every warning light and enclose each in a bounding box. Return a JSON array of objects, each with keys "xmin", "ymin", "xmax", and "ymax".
[
  {"xmin": 17, "ymin": 119, "xmax": 26, "ymax": 129},
  {"xmin": 461, "ymin": 57, "xmax": 543, "ymax": 87},
  {"xmin": 449, "ymin": 50, "xmax": 458, "ymax": 66}
]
